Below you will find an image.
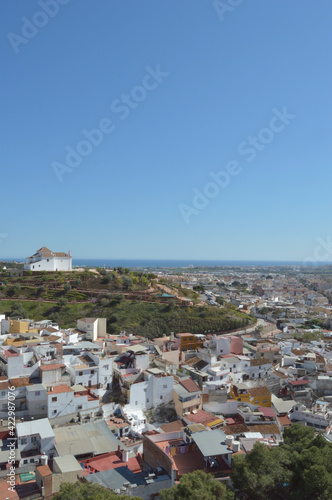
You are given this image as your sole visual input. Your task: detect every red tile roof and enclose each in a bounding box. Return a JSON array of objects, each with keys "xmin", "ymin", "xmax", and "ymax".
[
  {"xmin": 184, "ymin": 410, "xmax": 219, "ymax": 426},
  {"xmin": 160, "ymin": 420, "xmax": 184, "ymax": 433},
  {"xmin": 47, "ymin": 384, "xmax": 73, "ymax": 395},
  {"xmin": 289, "ymin": 379, "xmax": 310, "ymax": 386},
  {"xmin": 40, "ymin": 364, "xmax": 65, "ymax": 371},
  {"xmin": 278, "ymin": 415, "xmax": 292, "ymax": 427},
  {"xmin": 257, "ymin": 407, "xmax": 277, "ymax": 418},
  {"xmin": 36, "ymin": 465, "xmax": 52, "ymax": 477},
  {"xmin": 180, "ymin": 378, "xmax": 200, "ymax": 393},
  {"xmin": 81, "ymin": 451, "xmax": 142, "ymax": 475}
]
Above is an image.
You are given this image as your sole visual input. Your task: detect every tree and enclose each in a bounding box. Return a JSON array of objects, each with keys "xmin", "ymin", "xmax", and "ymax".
[
  {"xmin": 64, "ymin": 282, "xmax": 71, "ymax": 293},
  {"xmin": 231, "ymin": 425, "xmax": 332, "ymax": 500},
  {"xmin": 36, "ymin": 285, "xmax": 46, "ymax": 296},
  {"xmin": 57, "ymin": 297, "xmax": 68, "ymax": 308},
  {"xmin": 122, "ymin": 276, "xmax": 133, "ymax": 290},
  {"xmin": 159, "ymin": 470, "xmax": 234, "ymax": 500},
  {"xmin": 103, "ymin": 273, "xmax": 114, "ymax": 284},
  {"xmin": 231, "ymin": 442, "xmax": 292, "ymax": 500},
  {"xmin": 53, "ymin": 481, "xmax": 142, "ymax": 500}
]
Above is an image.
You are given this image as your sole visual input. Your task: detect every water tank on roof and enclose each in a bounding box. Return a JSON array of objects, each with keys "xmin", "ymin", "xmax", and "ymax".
[
  {"xmin": 232, "ymin": 441, "xmax": 240, "ymax": 453},
  {"xmin": 40, "ymin": 455, "xmax": 48, "ymax": 466},
  {"xmin": 225, "ymin": 435, "xmax": 234, "ymax": 447}
]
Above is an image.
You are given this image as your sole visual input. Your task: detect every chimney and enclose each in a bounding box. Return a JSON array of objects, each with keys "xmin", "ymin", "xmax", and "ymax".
[{"xmin": 117, "ymin": 445, "xmax": 121, "ymax": 453}]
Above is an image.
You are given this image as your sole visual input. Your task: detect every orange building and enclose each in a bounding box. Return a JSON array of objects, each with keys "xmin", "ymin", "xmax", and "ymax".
[
  {"xmin": 176, "ymin": 333, "xmax": 204, "ymax": 352},
  {"xmin": 230, "ymin": 383, "xmax": 271, "ymax": 408}
]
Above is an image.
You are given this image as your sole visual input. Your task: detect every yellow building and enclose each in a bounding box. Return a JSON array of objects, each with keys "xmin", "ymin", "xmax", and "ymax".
[
  {"xmin": 230, "ymin": 383, "xmax": 271, "ymax": 408},
  {"xmin": 8, "ymin": 320, "xmax": 30, "ymax": 334},
  {"xmin": 176, "ymin": 333, "xmax": 204, "ymax": 352}
]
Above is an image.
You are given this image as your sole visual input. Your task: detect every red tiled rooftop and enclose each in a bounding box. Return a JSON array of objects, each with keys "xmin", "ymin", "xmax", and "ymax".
[
  {"xmin": 185, "ymin": 410, "xmax": 219, "ymax": 426},
  {"xmin": 40, "ymin": 363, "xmax": 65, "ymax": 371},
  {"xmin": 160, "ymin": 420, "xmax": 184, "ymax": 433},
  {"xmin": 180, "ymin": 378, "xmax": 200, "ymax": 393},
  {"xmin": 36, "ymin": 465, "xmax": 52, "ymax": 477},
  {"xmin": 289, "ymin": 379, "xmax": 310, "ymax": 386},
  {"xmin": 47, "ymin": 384, "xmax": 73, "ymax": 395},
  {"xmin": 257, "ymin": 407, "xmax": 277, "ymax": 418},
  {"xmin": 278, "ymin": 415, "xmax": 292, "ymax": 427},
  {"xmin": 10, "ymin": 377, "xmax": 33, "ymax": 388},
  {"xmin": 4, "ymin": 351, "xmax": 18, "ymax": 358},
  {"xmin": 153, "ymin": 437, "xmax": 230, "ymax": 477},
  {"xmin": 81, "ymin": 451, "xmax": 142, "ymax": 476}
]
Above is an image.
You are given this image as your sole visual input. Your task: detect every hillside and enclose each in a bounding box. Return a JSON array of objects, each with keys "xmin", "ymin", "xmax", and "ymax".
[{"xmin": 0, "ymin": 268, "xmax": 256, "ymax": 337}]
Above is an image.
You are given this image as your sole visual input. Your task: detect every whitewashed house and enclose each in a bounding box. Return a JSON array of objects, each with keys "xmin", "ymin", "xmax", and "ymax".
[
  {"xmin": 289, "ymin": 402, "xmax": 332, "ymax": 430},
  {"xmin": 64, "ymin": 352, "xmax": 113, "ymax": 390},
  {"xmin": 16, "ymin": 418, "xmax": 57, "ymax": 465},
  {"xmin": 24, "ymin": 246, "xmax": 72, "ymax": 271},
  {"xmin": 26, "ymin": 384, "xmax": 48, "ymax": 419},
  {"xmin": 76, "ymin": 318, "xmax": 107, "ymax": 341},
  {"xmin": 47, "ymin": 384, "xmax": 99, "ymax": 420}
]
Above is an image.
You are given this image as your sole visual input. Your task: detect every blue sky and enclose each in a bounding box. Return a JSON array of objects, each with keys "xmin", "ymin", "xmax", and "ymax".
[{"xmin": 1, "ymin": 0, "xmax": 331, "ymax": 261}]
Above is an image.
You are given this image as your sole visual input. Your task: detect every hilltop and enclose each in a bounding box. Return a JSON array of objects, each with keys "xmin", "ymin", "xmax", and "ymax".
[{"xmin": 0, "ymin": 268, "xmax": 255, "ymax": 336}]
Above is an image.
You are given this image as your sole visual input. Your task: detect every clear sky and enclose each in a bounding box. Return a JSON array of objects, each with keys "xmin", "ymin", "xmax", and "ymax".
[{"xmin": 1, "ymin": 0, "xmax": 331, "ymax": 261}]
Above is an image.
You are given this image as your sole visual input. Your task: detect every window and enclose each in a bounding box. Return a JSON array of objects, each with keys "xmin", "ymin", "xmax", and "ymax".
[
  {"xmin": 2, "ymin": 404, "xmax": 6, "ymax": 410},
  {"xmin": 1, "ymin": 390, "xmax": 6, "ymax": 396},
  {"xmin": 31, "ymin": 436, "xmax": 37, "ymax": 443},
  {"xmin": 53, "ymin": 410, "xmax": 57, "ymax": 414},
  {"xmin": 21, "ymin": 438, "xmax": 27, "ymax": 445},
  {"xmin": 255, "ymin": 400, "xmax": 259, "ymax": 404},
  {"xmin": 263, "ymin": 399, "xmax": 267, "ymax": 403},
  {"xmin": 91, "ymin": 370, "xmax": 95, "ymax": 374},
  {"xmin": 23, "ymin": 459, "xmax": 28, "ymax": 464},
  {"xmin": 35, "ymin": 391, "xmax": 40, "ymax": 396},
  {"xmin": 163, "ymin": 384, "xmax": 167, "ymax": 389},
  {"xmin": 147, "ymin": 398, "xmax": 149, "ymax": 403},
  {"xmin": 135, "ymin": 401, "xmax": 138, "ymax": 405},
  {"xmin": 160, "ymin": 395, "xmax": 163, "ymax": 400},
  {"xmin": 52, "ymin": 397, "xmax": 57, "ymax": 402},
  {"xmin": 79, "ymin": 371, "xmax": 83, "ymax": 376},
  {"xmin": 77, "ymin": 405, "xmax": 82, "ymax": 410},
  {"xmin": 104, "ymin": 365, "xmax": 109, "ymax": 370}
]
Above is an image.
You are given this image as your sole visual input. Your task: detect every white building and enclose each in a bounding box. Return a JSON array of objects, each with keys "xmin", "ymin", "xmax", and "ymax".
[
  {"xmin": 64, "ymin": 352, "xmax": 113, "ymax": 390},
  {"xmin": 289, "ymin": 402, "xmax": 332, "ymax": 430},
  {"xmin": 24, "ymin": 246, "xmax": 72, "ymax": 271},
  {"xmin": 47, "ymin": 384, "xmax": 99, "ymax": 420},
  {"xmin": 16, "ymin": 418, "xmax": 57, "ymax": 465},
  {"xmin": 76, "ymin": 318, "xmax": 107, "ymax": 341}
]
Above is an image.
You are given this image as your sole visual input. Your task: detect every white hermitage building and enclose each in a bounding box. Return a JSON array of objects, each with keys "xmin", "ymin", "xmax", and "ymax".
[{"xmin": 24, "ymin": 246, "xmax": 72, "ymax": 271}]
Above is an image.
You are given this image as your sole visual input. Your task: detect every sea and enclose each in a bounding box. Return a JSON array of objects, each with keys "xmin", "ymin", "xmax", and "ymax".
[
  {"xmin": 3, "ymin": 258, "xmax": 332, "ymax": 269},
  {"xmin": 69, "ymin": 259, "xmax": 332, "ymax": 269}
]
